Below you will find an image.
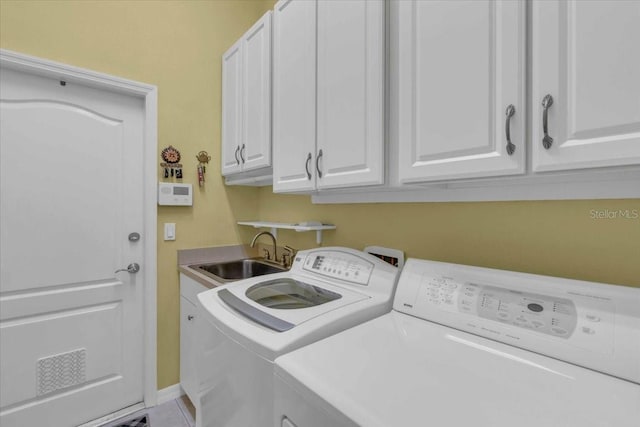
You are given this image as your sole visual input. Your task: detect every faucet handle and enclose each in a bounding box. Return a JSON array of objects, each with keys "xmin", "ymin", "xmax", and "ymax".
[
  {"xmin": 262, "ymin": 248, "xmax": 271, "ymax": 261},
  {"xmin": 282, "ymin": 246, "xmax": 297, "ymax": 268},
  {"xmin": 281, "ymin": 252, "xmax": 292, "ymax": 269}
]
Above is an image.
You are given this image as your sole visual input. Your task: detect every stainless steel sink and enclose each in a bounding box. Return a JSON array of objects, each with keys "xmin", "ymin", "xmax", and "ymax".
[{"xmin": 190, "ymin": 258, "xmax": 287, "ymax": 283}]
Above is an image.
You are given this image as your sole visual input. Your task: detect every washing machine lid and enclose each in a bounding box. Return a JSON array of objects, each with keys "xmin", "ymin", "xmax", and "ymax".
[
  {"xmin": 213, "ymin": 272, "xmax": 370, "ymax": 333},
  {"xmin": 246, "ymin": 278, "xmax": 342, "ymax": 310},
  {"xmin": 275, "ymin": 311, "xmax": 640, "ymax": 427},
  {"xmin": 218, "ymin": 277, "xmax": 345, "ymax": 332}
]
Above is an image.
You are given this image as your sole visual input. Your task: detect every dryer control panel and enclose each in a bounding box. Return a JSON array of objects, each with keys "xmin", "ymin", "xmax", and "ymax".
[
  {"xmin": 421, "ymin": 280, "xmax": 578, "ymax": 339},
  {"xmin": 393, "ymin": 258, "xmax": 640, "ymax": 384}
]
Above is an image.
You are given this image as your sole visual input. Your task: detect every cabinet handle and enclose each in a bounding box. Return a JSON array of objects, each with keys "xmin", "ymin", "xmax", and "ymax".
[
  {"xmin": 315, "ymin": 149, "xmax": 323, "ymax": 178},
  {"xmin": 234, "ymin": 146, "xmax": 240, "ymax": 165},
  {"xmin": 187, "ymin": 315, "xmax": 194, "ymax": 321},
  {"xmin": 541, "ymin": 94, "xmax": 554, "ymax": 149},
  {"xmin": 240, "ymin": 144, "xmax": 246, "ymax": 163},
  {"xmin": 505, "ymin": 104, "xmax": 516, "ymax": 156},
  {"xmin": 305, "ymin": 153, "xmax": 312, "ymax": 180}
]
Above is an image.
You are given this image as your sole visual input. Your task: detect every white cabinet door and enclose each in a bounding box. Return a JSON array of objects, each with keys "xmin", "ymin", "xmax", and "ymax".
[
  {"xmin": 180, "ymin": 295, "xmax": 197, "ymax": 402},
  {"xmin": 221, "ymin": 39, "xmax": 243, "ymax": 176},
  {"xmin": 531, "ymin": 0, "xmax": 640, "ymax": 172},
  {"xmin": 316, "ymin": 0, "xmax": 385, "ymax": 190},
  {"xmin": 242, "ymin": 12, "xmax": 272, "ymax": 172},
  {"xmin": 179, "ymin": 274, "xmax": 208, "ymax": 406},
  {"xmin": 272, "ymin": 0, "xmax": 317, "ymax": 192},
  {"xmin": 395, "ymin": 0, "xmax": 525, "ymax": 183}
]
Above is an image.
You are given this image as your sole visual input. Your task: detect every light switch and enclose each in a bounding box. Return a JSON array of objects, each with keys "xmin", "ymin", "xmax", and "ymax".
[{"xmin": 164, "ymin": 223, "xmax": 176, "ymax": 241}]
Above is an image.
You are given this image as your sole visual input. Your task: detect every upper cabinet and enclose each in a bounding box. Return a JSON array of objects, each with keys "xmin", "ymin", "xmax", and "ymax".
[
  {"xmin": 316, "ymin": 0, "xmax": 385, "ymax": 190},
  {"xmin": 272, "ymin": 0, "xmax": 385, "ymax": 193},
  {"xmin": 222, "ymin": 0, "xmax": 639, "ymax": 201},
  {"xmin": 393, "ymin": 0, "xmax": 526, "ymax": 184},
  {"xmin": 221, "ymin": 11, "xmax": 272, "ymax": 177},
  {"xmin": 531, "ymin": 0, "xmax": 640, "ymax": 172},
  {"xmin": 272, "ymin": 0, "xmax": 317, "ymax": 192},
  {"xmin": 221, "ymin": 39, "xmax": 243, "ymax": 176}
]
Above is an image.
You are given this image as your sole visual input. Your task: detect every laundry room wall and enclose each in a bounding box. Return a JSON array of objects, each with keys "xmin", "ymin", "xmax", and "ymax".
[
  {"xmin": 0, "ymin": 0, "xmax": 273, "ymax": 389},
  {"xmin": 257, "ymin": 190, "xmax": 640, "ymax": 288}
]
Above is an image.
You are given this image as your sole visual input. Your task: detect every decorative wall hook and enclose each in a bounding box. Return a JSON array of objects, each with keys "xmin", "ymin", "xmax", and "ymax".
[
  {"xmin": 160, "ymin": 145, "xmax": 183, "ymax": 179},
  {"xmin": 196, "ymin": 150, "xmax": 211, "ymax": 186}
]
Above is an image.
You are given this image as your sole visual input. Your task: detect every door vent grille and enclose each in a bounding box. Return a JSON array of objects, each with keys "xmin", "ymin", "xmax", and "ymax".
[{"xmin": 36, "ymin": 348, "xmax": 86, "ymax": 395}]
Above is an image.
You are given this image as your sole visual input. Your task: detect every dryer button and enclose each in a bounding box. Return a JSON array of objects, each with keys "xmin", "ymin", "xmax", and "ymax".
[{"xmin": 527, "ymin": 303, "xmax": 544, "ymax": 313}]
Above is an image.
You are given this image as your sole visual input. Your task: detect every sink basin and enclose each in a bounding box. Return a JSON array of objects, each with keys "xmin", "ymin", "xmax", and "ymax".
[{"xmin": 190, "ymin": 258, "xmax": 287, "ymax": 282}]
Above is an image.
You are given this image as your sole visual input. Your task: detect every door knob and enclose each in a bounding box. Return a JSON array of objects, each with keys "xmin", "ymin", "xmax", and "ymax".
[{"xmin": 115, "ymin": 263, "xmax": 140, "ymax": 274}]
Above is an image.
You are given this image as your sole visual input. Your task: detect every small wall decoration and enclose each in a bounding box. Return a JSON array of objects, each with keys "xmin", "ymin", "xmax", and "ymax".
[
  {"xmin": 196, "ymin": 150, "xmax": 211, "ymax": 187},
  {"xmin": 160, "ymin": 145, "xmax": 183, "ymax": 179}
]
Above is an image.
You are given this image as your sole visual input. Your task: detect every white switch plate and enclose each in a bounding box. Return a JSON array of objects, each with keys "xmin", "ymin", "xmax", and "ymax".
[{"xmin": 164, "ymin": 223, "xmax": 176, "ymax": 241}]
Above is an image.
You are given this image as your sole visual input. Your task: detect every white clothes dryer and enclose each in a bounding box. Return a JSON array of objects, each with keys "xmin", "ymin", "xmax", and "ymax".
[
  {"xmin": 196, "ymin": 247, "xmax": 400, "ymax": 427},
  {"xmin": 274, "ymin": 258, "xmax": 640, "ymax": 427}
]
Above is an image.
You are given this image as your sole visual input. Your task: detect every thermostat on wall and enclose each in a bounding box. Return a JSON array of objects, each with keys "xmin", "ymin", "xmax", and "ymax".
[{"xmin": 158, "ymin": 182, "xmax": 193, "ymax": 206}]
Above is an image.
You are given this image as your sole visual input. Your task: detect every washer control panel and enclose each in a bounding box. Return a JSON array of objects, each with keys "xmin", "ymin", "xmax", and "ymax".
[{"xmin": 303, "ymin": 251, "xmax": 374, "ymax": 285}]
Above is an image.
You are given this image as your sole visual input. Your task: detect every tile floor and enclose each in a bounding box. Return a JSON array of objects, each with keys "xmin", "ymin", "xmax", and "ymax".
[{"xmin": 101, "ymin": 396, "xmax": 195, "ymax": 427}]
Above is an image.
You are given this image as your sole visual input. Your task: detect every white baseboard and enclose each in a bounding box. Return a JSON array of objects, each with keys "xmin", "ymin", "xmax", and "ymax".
[
  {"xmin": 79, "ymin": 385, "xmax": 182, "ymax": 426},
  {"xmin": 78, "ymin": 403, "xmax": 145, "ymax": 427},
  {"xmin": 157, "ymin": 383, "xmax": 184, "ymax": 405}
]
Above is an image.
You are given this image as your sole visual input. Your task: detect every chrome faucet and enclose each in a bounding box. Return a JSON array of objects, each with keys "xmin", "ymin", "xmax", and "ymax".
[{"xmin": 250, "ymin": 231, "xmax": 278, "ymax": 263}]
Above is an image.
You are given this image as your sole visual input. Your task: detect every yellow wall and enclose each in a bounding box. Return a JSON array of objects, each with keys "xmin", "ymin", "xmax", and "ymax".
[
  {"xmin": 0, "ymin": 0, "xmax": 271, "ymax": 389},
  {"xmin": 258, "ymin": 191, "xmax": 640, "ymax": 287},
  {"xmin": 2, "ymin": 0, "xmax": 639, "ymax": 394}
]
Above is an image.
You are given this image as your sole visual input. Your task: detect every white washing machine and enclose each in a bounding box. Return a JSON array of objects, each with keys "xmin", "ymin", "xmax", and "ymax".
[
  {"xmin": 274, "ymin": 258, "xmax": 640, "ymax": 427},
  {"xmin": 196, "ymin": 247, "xmax": 400, "ymax": 427}
]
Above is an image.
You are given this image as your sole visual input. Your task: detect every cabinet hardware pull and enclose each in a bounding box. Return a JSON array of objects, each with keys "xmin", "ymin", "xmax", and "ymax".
[
  {"xmin": 542, "ymin": 94, "xmax": 554, "ymax": 149},
  {"xmin": 240, "ymin": 144, "xmax": 246, "ymax": 163},
  {"xmin": 505, "ymin": 104, "xmax": 516, "ymax": 155},
  {"xmin": 187, "ymin": 315, "xmax": 194, "ymax": 321},
  {"xmin": 305, "ymin": 153, "xmax": 312, "ymax": 180},
  {"xmin": 234, "ymin": 146, "xmax": 240, "ymax": 165},
  {"xmin": 316, "ymin": 149, "xmax": 323, "ymax": 178}
]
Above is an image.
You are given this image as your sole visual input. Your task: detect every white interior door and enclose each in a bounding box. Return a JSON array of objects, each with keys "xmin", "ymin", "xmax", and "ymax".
[{"xmin": 0, "ymin": 66, "xmax": 145, "ymax": 426}]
